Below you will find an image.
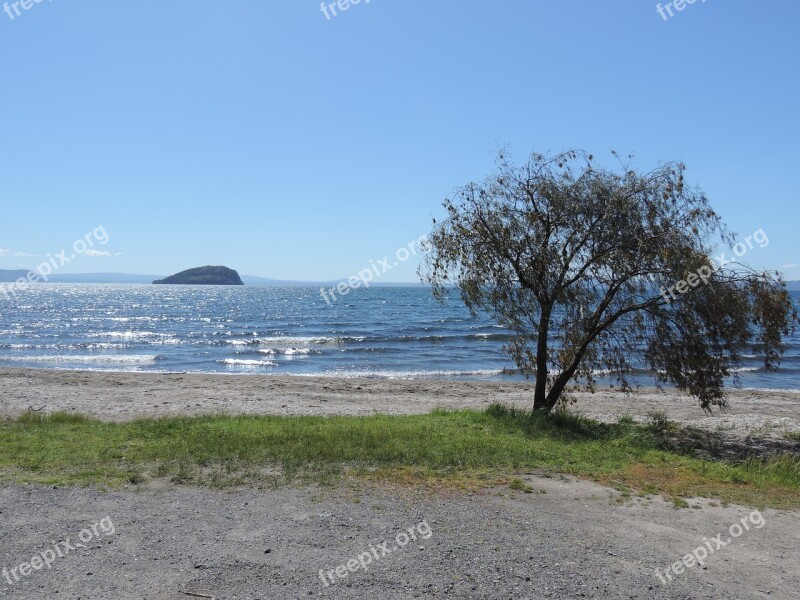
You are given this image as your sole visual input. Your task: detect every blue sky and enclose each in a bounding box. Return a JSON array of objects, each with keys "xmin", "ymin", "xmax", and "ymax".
[{"xmin": 1, "ymin": 0, "xmax": 798, "ymax": 282}]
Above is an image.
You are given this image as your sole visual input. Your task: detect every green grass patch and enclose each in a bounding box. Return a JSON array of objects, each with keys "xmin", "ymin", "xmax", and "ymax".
[
  {"xmin": 508, "ymin": 478, "xmax": 534, "ymax": 493},
  {"xmin": 1, "ymin": 405, "xmax": 798, "ymax": 508}
]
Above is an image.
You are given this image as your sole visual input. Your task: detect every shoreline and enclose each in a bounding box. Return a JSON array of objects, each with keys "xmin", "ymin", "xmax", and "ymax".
[
  {"xmin": 1, "ymin": 367, "xmax": 799, "ymax": 438},
  {"xmin": 2, "ymin": 368, "xmax": 799, "ymax": 598}
]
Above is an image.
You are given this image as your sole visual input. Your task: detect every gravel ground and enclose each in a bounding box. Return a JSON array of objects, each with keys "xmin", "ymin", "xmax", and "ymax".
[
  {"xmin": 0, "ymin": 476, "xmax": 797, "ymax": 600},
  {"xmin": 1, "ymin": 368, "xmax": 798, "ymax": 599}
]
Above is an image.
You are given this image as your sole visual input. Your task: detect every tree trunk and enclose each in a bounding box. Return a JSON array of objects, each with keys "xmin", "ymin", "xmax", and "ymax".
[
  {"xmin": 543, "ymin": 372, "xmax": 571, "ymax": 412},
  {"xmin": 533, "ymin": 356, "xmax": 548, "ymax": 410},
  {"xmin": 532, "ymin": 310, "xmax": 551, "ymax": 411},
  {"xmin": 543, "ymin": 339, "xmax": 594, "ymax": 411}
]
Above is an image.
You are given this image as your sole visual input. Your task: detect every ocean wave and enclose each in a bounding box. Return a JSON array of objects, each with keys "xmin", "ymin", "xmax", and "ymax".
[
  {"xmin": 227, "ymin": 339, "xmax": 253, "ymax": 347},
  {"xmin": 218, "ymin": 358, "xmax": 277, "ymax": 367},
  {"xmin": 0, "ymin": 342, "xmax": 136, "ymax": 351},
  {"xmin": 1, "ymin": 343, "xmax": 60, "ymax": 350},
  {"xmin": 292, "ymin": 368, "xmax": 504, "ymax": 380},
  {"xmin": 240, "ymin": 333, "xmax": 511, "ymax": 345},
  {"xmin": 263, "ymin": 336, "xmax": 364, "ymax": 345},
  {"xmin": 256, "ymin": 348, "xmax": 316, "ymax": 356},
  {"xmin": 95, "ymin": 331, "xmax": 173, "ymax": 340},
  {"xmin": 385, "ymin": 333, "xmax": 511, "ymax": 343},
  {"xmin": 741, "ymin": 387, "xmax": 800, "ymax": 393},
  {"xmin": 1, "ymin": 286, "xmax": 797, "ymax": 384},
  {"xmin": 226, "ymin": 336, "xmax": 363, "ymax": 347},
  {"xmin": 0, "ymin": 354, "xmax": 163, "ymax": 364},
  {"xmin": 73, "ymin": 342, "xmax": 132, "ymax": 350}
]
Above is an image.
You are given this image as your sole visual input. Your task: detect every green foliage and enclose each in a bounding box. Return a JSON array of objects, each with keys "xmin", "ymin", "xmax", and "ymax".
[
  {"xmin": 617, "ymin": 413, "xmax": 635, "ymax": 425},
  {"xmin": 645, "ymin": 410, "xmax": 671, "ymax": 433},
  {"xmin": 421, "ymin": 149, "xmax": 798, "ymax": 412}
]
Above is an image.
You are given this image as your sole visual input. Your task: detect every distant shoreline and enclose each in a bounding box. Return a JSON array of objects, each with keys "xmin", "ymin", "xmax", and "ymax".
[
  {"xmin": 0, "ymin": 271, "xmax": 430, "ymax": 286},
  {"xmin": 2, "ymin": 269, "xmax": 799, "ymax": 289}
]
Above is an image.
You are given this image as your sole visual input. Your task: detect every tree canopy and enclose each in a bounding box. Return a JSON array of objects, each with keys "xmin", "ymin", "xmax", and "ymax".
[{"xmin": 421, "ymin": 150, "xmax": 797, "ymax": 413}]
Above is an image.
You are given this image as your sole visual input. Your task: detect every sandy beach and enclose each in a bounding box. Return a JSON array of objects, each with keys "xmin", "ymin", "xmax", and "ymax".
[
  {"xmin": 1, "ymin": 367, "xmax": 799, "ymax": 439},
  {"xmin": 2, "ymin": 368, "xmax": 799, "ymax": 598},
  {"xmin": 1, "ymin": 370, "xmax": 799, "ymax": 597}
]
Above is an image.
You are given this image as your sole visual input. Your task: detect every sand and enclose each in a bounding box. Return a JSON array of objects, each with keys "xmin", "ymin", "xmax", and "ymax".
[
  {"xmin": 1, "ymin": 368, "xmax": 798, "ymax": 440},
  {"xmin": 1, "ymin": 368, "xmax": 799, "ymax": 598}
]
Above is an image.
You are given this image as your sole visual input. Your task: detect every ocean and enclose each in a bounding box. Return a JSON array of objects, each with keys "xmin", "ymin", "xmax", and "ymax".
[{"xmin": 0, "ymin": 285, "xmax": 798, "ymax": 390}]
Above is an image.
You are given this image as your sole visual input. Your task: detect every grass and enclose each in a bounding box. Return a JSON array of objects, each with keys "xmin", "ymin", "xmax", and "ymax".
[
  {"xmin": 1, "ymin": 405, "xmax": 799, "ymax": 509},
  {"xmin": 508, "ymin": 478, "xmax": 535, "ymax": 493},
  {"xmin": 617, "ymin": 413, "xmax": 635, "ymax": 426}
]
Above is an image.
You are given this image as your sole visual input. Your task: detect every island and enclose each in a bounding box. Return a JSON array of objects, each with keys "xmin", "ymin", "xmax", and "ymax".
[{"xmin": 153, "ymin": 266, "xmax": 244, "ymax": 286}]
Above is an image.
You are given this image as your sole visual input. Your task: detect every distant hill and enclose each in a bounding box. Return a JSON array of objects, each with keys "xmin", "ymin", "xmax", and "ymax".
[
  {"xmin": 239, "ymin": 274, "xmax": 425, "ymax": 287},
  {"xmin": 0, "ymin": 270, "xmax": 164, "ymax": 284},
  {"xmin": 3, "ymin": 267, "xmax": 796, "ymax": 290},
  {"xmin": 1, "ymin": 269, "xmax": 425, "ymax": 286},
  {"xmin": 46, "ymin": 272, "xmax": 162, "ymax": 284},
  {"xmin": 0, "ymin": 269, "xmax": 32, "ymax": 282},
  {"xmin": 154, "ymin": 266, "xmax": 244, "ymax": 286},
  {"xmin": 240, "ymin": 274, "xmax": 324, "ymax": 286}
]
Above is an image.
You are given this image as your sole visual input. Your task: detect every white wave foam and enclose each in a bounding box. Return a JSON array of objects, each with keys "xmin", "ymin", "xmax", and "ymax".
[
  {"xmin": 74, "ymin": 343, "xmax": 132, "ymax": 350},
  {"xmin": 151, "ymin": 338, "xmax": 182, "ymax": 345},
  {"xmin": 219, "ymin": 359, "xmax": 276, "ymax": 367},
  {"xmin": 741, "ymin": 387, "xmax": 800, "ymax": 393},
  {"xmin": 3, "ymin": 343, "xmax": 130, "ymax": 351},
  {"xmin": 2, "ymin": 355, "xmax": 161, "ymax": 364},
  {"xmin": 292, "ymin": 368, "xmax": 503, "ymax": 380},
  {"xmin": 283, "ymin": 348, "xmax": 313, "ymax": 355},
  {"xmin": 255, "ymin": 336, "xmax": 363, "ymax": 345},
  {"xmin": 257, "ymin": 348, "xmax": 314, "ymax": 356},
  {"xmin": 96, "ymin": 331, "xmax": 171, "ymax": 340}
]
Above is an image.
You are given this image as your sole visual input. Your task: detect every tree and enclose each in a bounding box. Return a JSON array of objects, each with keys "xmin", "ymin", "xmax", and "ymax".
[{"xmin": 421, "ymin": 150, "xmax": 797, "ymax": 413}]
